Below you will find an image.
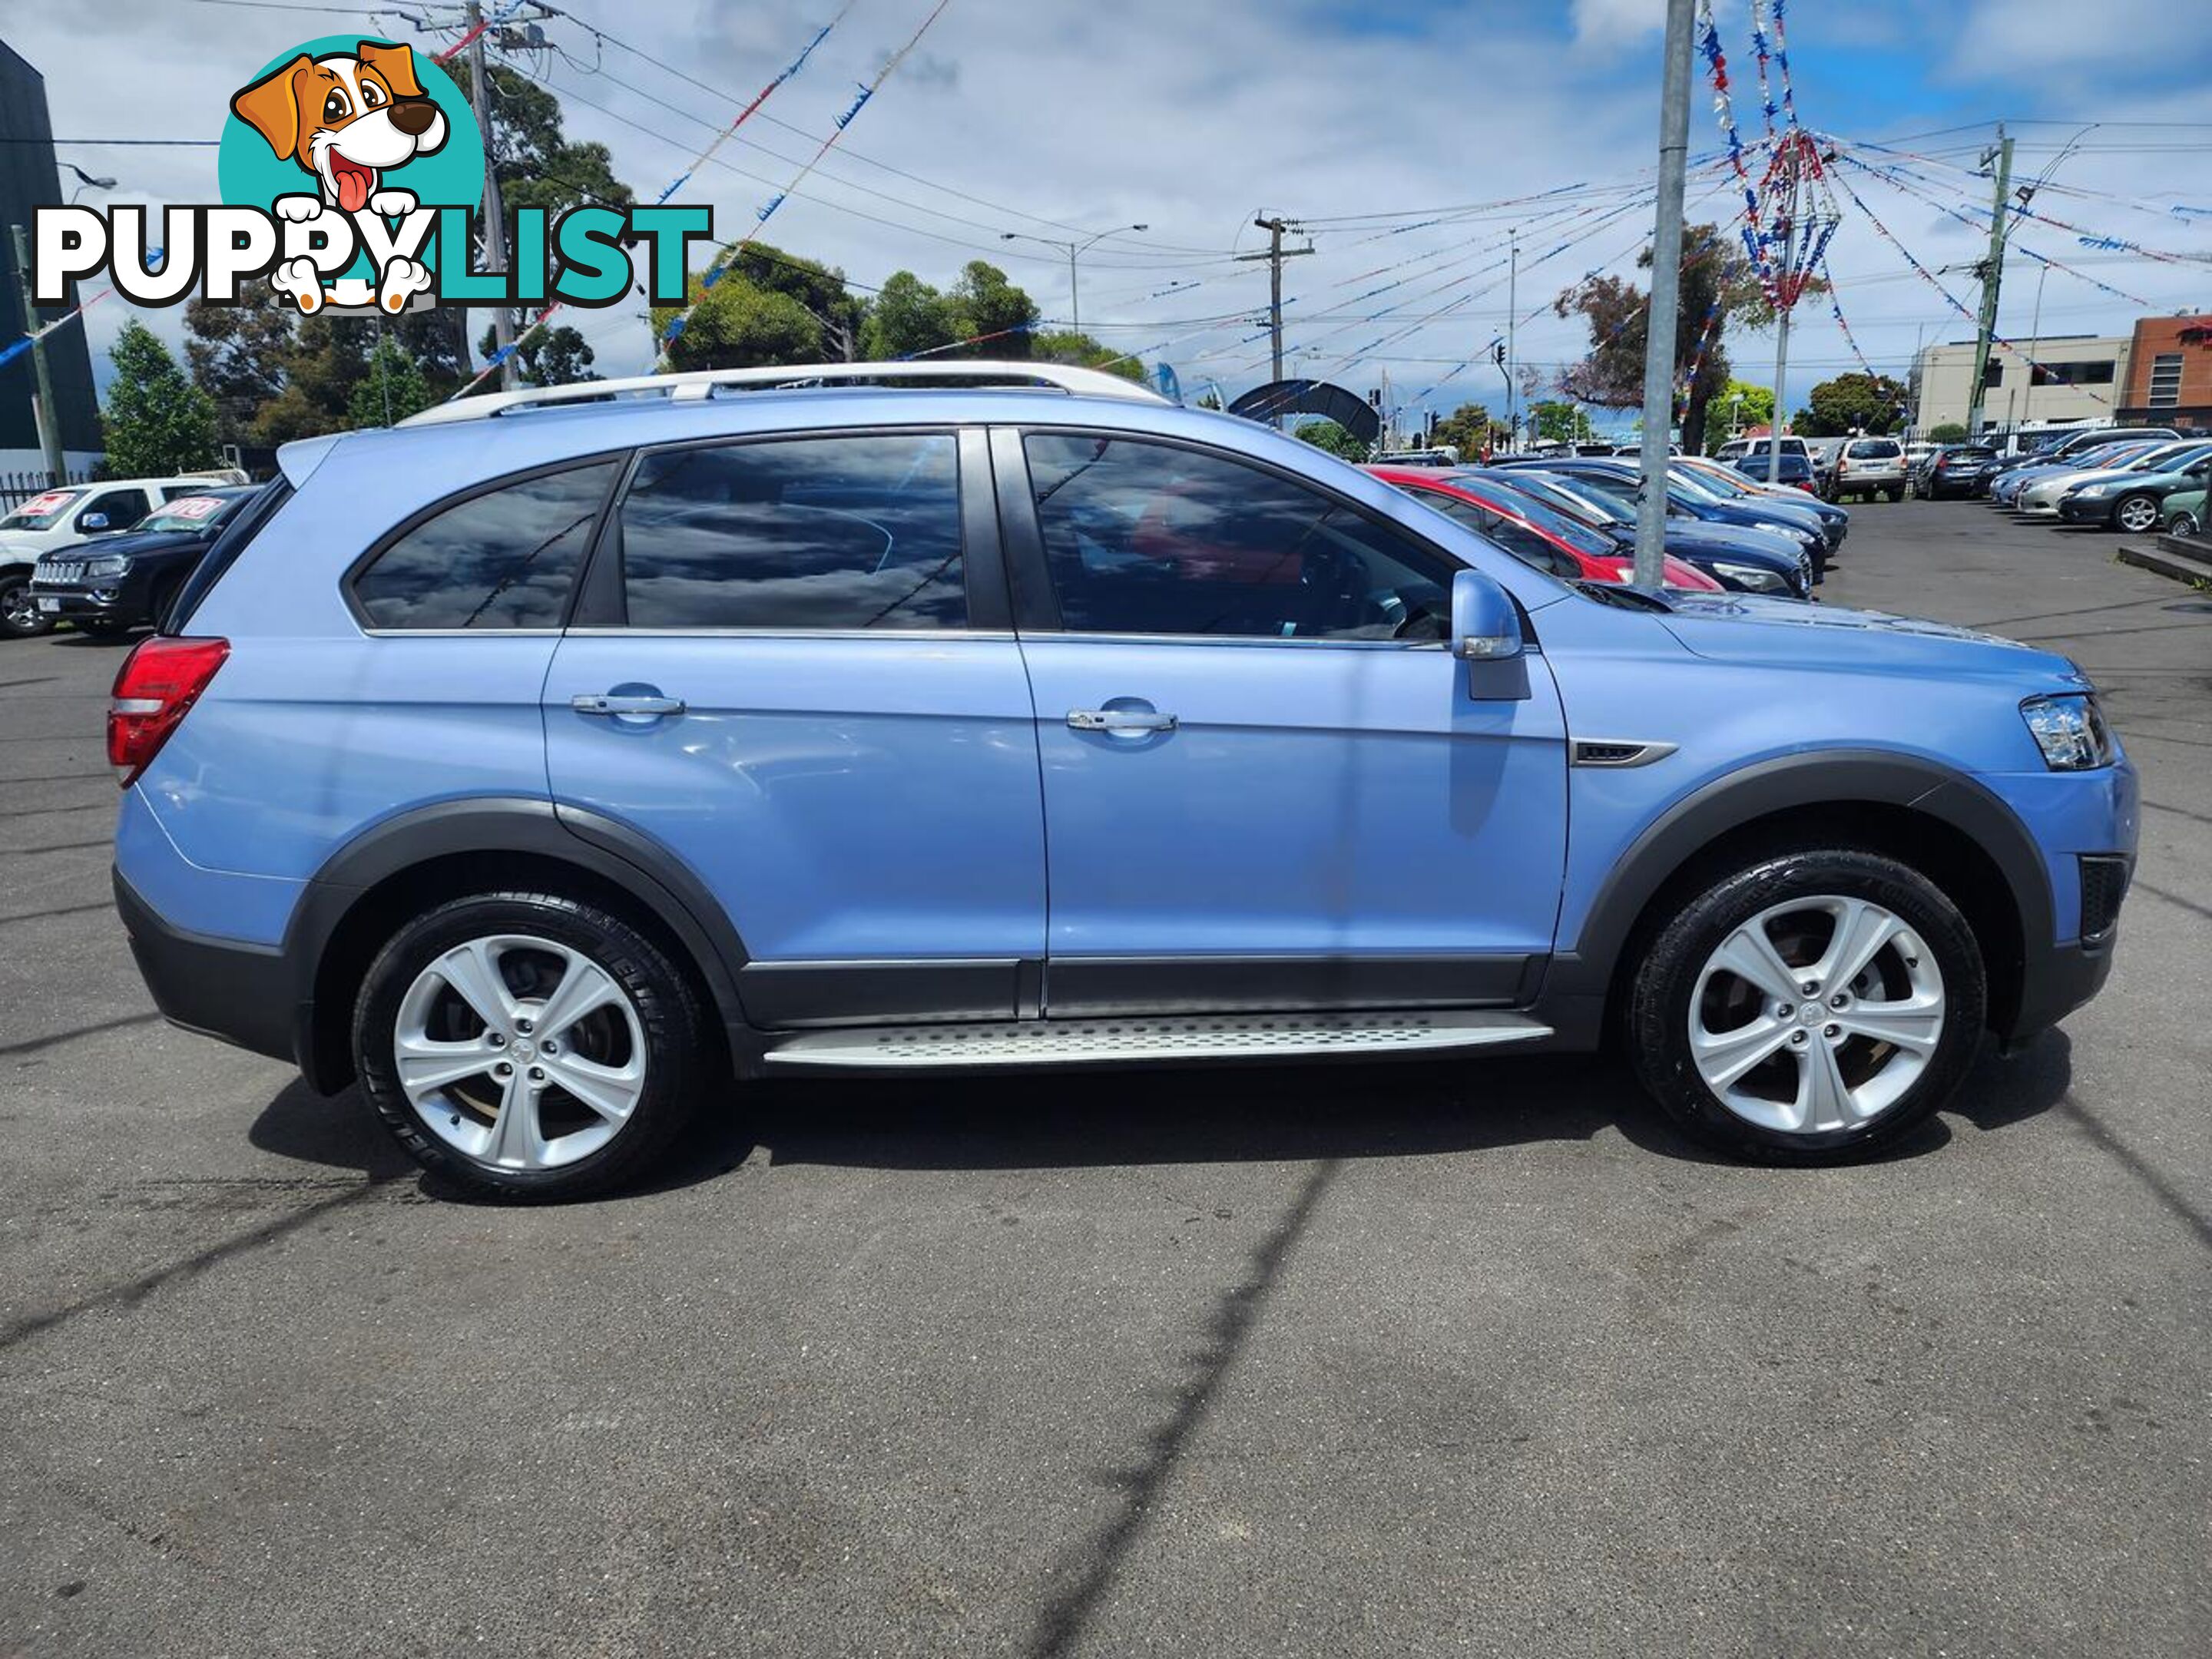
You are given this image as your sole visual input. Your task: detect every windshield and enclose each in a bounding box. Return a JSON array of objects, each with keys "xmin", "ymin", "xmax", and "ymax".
[
  {"xmin": 1490, "ymin": 472, "xmax": 1631, "ymax": 529},
  {"xmin": 134, "ymin": 495, "xmax": 242, "ymax": 535},
  {"xmin": 1452, "ymin": 477, "xmax": 1615, "ymax": 558},
  {"xmin": 0, "ymin": 488, "xmax": 88, "ymax": 531},
  {"xmin": 1658, "ymin": 466, "xmax": 1724, "ymax": 503},
  {"xmin": 1676, "ymin": 462, "xmax": 1753, "ymax": 498}
]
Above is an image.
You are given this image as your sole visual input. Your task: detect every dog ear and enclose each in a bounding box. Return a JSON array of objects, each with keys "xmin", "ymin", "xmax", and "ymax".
[
  {"xmin": 230, "ymin": 55, "xmax": 313, "ymax": 162},
  {"xmin": 357, "ymin": 40, "xmax": 426, "ymax": 101}
]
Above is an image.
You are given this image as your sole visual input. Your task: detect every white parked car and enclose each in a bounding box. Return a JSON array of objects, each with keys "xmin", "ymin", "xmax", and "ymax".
[
  {"xmin": 1828, "ymin": 437, "xmax": 1907, "ymax": 502},
  {"xmin": 0, "ymin": 475, "xmax": 240, "ymax": 638}
]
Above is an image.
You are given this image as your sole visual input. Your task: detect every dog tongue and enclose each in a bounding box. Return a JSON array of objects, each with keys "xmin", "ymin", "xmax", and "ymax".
[{"xmin": 336, "ymin": 167, "xmax": 371, "ymax": 214}]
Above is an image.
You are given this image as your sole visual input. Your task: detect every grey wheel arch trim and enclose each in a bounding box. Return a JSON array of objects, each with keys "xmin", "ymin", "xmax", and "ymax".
[
  {"xmin": 1538, "ymin": 749, "xmax": 2053, "ymax": 1026},
  {"xmin": 286, "ymin": 796, "xmax": 753, "ymax": 1092}
]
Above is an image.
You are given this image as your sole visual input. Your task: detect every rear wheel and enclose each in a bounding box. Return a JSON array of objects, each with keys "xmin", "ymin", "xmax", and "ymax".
[
  {"xmin": 354, "ymin": 892, "xmax": 709, "ymax": 1200},
  {"xmin": 1884, "ymin": 485, "xmax": 1904, "ymax": 503},
  {"xmin": 1628, "ymin": 849, "xmax": 1986, "ymax": 1163},
  {"xmin": 2114, "ymin": 493, "xmax": 2161, "ymax": 535},
  {"xmin": 0, "ymin": 572, "xmax": 53, "ymax": 639}
]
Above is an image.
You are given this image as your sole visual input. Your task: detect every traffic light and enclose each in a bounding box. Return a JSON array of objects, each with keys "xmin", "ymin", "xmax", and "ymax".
[{"xmin": 1493, "ymin": 343, "xmax": 1506, "ymax": 366}]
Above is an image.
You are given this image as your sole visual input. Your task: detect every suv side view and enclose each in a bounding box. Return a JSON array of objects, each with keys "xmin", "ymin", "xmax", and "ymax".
[{"xmin": 111, "ymin": 363, "xmax": 2137, "ymax": 1200}]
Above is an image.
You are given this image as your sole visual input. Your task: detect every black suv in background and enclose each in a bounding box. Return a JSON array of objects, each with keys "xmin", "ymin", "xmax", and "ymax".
[
  {"xmin": 29, "ymin": 487, "xmax": 260, "ymax": 636},
  {"xmin": 1915, "ymin": 444, "xmax": 1997, "ymax": 499}
]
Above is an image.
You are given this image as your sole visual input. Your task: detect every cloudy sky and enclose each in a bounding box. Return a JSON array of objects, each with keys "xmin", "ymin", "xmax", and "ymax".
[{"xmin": 11, "ymin": 0, "xmax": 2210, "ymax": 429}]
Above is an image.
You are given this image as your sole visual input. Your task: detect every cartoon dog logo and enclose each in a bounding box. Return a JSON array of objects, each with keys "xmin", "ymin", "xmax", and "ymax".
[{"xmin": 230, "ymin": 41, "xmax": 450, "ymax": 314}]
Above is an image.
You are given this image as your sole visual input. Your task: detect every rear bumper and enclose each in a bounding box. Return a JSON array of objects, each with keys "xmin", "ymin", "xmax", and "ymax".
[{"xmin": 114, "ymin": 868, "xmax": 300, "ymax": 1067}]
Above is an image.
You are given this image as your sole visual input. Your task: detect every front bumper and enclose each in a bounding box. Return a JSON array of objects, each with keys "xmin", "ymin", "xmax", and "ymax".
[
  {"xmin": 27, "ymin": 581, "xmax": 128, "ymax": 621},
  {"xmin": 2057, "ymin": 496, "xmax": 2115, "ymax": 525},
  {"xmin": 114, "ymin": 869, "xmax": 300, "ymax": 1067}
]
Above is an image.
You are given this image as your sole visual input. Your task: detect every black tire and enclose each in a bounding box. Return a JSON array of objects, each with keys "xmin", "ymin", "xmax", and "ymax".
[
  {"xmin": 0, "ymin": 571, "xmax": 55, "ymax": 639},
  {"xmin": 354, "ymin": 890, "xmax": 710, "ymax": 1201},
  {"xmin": 1885, "ymin": 485, "xmax": 1904, "ymax": 503},
  {"xmin": 1627, "ymin": 848, "xmax": 1987, "ymax": 1164},
  {"xmin": 2171, "ymin": 511, "xmax": 2201, "ymax": 539}
]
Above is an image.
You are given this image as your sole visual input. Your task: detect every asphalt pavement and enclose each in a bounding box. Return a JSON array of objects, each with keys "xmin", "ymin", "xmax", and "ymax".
[{"xmin": 2, "ymin": 500, "xmax": 2207, "ymax": 1657}]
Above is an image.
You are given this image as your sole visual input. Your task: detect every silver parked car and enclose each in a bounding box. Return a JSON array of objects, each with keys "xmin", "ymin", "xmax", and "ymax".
[{"xmin": 1829, "ymin": 437, "xmax": 1906, "ymax": 503}]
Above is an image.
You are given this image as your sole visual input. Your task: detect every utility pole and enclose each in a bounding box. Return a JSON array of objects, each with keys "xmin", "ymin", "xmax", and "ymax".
[
  {"xmin": 1965, "ymin": 123, "xmax": 2014, "ymax": 439},
  {"xmin": 1633, "ymin": 0, "xmax": 1695, "ymax": 590},
  {"xmin": 465, "ymin": 2, "xmax": 518, "ymax": 388},
  {"xmin": 1238, "ymin": 214, "xmax": 1313, "ymax": 385},
  {"xmin": 8, "ymin": 225, "xmax": 68, "ymax": 486},
  {"xmin": 1505, "ymin": 228, "xmax": 1519, "ymax": 453},
  {"xmin": 1766, "ymin": 139, "xmax": 1801, "ymax": 488}
]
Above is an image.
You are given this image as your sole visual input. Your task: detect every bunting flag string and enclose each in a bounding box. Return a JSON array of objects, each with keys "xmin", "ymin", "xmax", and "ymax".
[
  {"xmin": 1697, "ymin": 0, "xmax": 1775, "ymax": 288},
  {"xmin": 1748, "ymin": 0, "xmax": 1779, "ymax": 137},
  {"xmin": 661, "ymin": 0, "xmax": 954, "ymax": 357},
  {"xmin": 652, "ymin": 3, "xmax": 853, "ymax": 207},
  {"xmin": 1767, "ymin": 0, "xmax": 1801, "ymax": 131},
  {"xmin": 1825, "ymin": 164, "xmax": 2115, "ymax": 409}
]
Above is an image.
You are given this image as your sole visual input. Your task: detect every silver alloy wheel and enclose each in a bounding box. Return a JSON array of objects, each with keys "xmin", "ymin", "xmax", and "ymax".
[
  {"xmin": 1687, "ymin": 896, "xmax": 1946, "ymax": 1135},
  {"xmin": 2173, "ymin": 512, "xmax": 2200, "ymax": 538},
  {"xmin": 2116, "ymin": 495, "xmax": 2159, "ymax": 534},
  {"xmin": 392, "ymin": 932, "xmax": 647, "ymax": 1171}
]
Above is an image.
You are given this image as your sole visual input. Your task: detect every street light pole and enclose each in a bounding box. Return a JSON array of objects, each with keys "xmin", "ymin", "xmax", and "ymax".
[{"xmin": 1002, "ymin": 224, "xmax": 1147, "ymax": 342}]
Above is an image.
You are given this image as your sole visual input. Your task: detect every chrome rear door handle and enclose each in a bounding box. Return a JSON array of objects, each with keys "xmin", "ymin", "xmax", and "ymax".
[
  {"xmin": 1067, "ymin": 708, "xmax": 1177, "ymax": 734},
  {"xmin": 572, "ymin": 693, "xmax": 686, "ymax": 717}
]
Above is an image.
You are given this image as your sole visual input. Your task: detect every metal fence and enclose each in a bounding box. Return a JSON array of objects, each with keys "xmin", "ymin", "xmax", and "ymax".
[{"xmin": 0, "ymin": 469, "xmax": 91, "ymax": 513}]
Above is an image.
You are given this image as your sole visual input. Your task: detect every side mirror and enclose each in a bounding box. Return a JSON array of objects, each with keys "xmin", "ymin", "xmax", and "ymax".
[
  {"xmin": 78, "ymin": 512, "xmax": 111, "ymax": 532},
  {"xmin": 1450, "ymin": 569, "xmax": 1522, "ymax": 661}
]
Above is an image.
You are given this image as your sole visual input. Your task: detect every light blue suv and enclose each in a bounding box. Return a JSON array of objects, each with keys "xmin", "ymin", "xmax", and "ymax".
[{"xmin": 110, "ymin": 363, "xmax": 2138, "ymax": 1198}]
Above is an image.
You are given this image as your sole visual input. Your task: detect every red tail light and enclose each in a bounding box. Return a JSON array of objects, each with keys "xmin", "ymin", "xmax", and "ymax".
[{"xmin": 108, "ymin": 636, "xmax": 230, "ymax": 786}]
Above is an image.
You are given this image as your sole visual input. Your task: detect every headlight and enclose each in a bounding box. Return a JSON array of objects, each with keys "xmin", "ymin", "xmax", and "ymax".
[
  {"xmin": 1709, "ymin": 561, "xmax": 1788, "ymax": 593},
  {"xmin": 2074, "ymin": 483, "xmax": 2115, "ymax": 498},
  {"xmin": 84, "ymin": 555, "xmax": 131, "ymax": 578},
  {"xmin": 2022, "ymin": 694, "xmax": 2117, "ymax": 770}
]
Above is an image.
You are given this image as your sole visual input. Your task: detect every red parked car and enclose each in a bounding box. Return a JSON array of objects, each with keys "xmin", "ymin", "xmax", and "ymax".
[{"xmin": 1365, "ymin": 466, "xmax": 1724, "ymax": 591}]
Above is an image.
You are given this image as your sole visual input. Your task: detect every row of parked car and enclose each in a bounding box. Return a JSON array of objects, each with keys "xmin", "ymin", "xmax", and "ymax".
[
  {"xmin": 1715, "ymin": 435, "xmax": 1910, "ymax": 503},
  {"xmin": 1910, "ymin": 426, "xmax": 2209, "ymax": 535},
  {"xmin": 0, "ymin": 473, "xmax": 260, "ymax": 639}
]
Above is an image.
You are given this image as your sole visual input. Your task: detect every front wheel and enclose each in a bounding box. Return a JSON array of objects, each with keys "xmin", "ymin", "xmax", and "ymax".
[
  {"xmin": 1628, "ymin": 849, "xmax": 1987, "ymax": 1163},
  {"xmin": 2171, "ymin": 511, "xmax": 2201, "ymax": 539},
  {"xmin": 354, "ymin": 891, "xmax": 710, "ymax": 1200},
  {"xmin": 2114, "ymin": 494, "xmax": 2161, "ymax": 535},
  {"xmin": 0, "ymin": 573, "xmax": 54, "ymax": 639}
]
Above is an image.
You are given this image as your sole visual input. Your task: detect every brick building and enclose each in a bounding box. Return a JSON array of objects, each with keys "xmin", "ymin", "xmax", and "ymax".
[{"xmin": 2117, "ymin": 314, "xmax": 2212, "ymax": 430}]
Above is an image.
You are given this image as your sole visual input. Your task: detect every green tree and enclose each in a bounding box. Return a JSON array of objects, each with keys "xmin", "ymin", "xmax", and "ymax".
[
  {"xmin": 1929, "ymin": 421, "xmax": 1969, "ymax": 444},
  {"xmin": 654, "ymin": 270, "xmax": 823, "ymax": 372},
  {"xmin": 1032, "ymin": 329, "xmax": 1144, "ymax": 382},
  {"xmin": 1702, "ymin": 379, "xmax": 1773, "ymax": 451},
  {"xmin": 859, "ymin": 263, "xmax": 1039, "ymax": 360},
  {"xmin": 1294, "ymin": 419, "xmax": 1370, "ymax": 462},
  {"xmin": 101, "ymin": 320, "xmax": 219, "ymax": 476},
  {"xmin": 1430, "ymin": 400, "xmax": 1508, "ymax": 457},
  {"xmin": 1528, "ymin": 399, "xmax": 1591, "ymax": 444},
  {"xmin": 347, "ymin": 338, "xmax": 435, "ymax": 428},
  {"xmin": 1796, "ymin": 373, "xmax": 1910, "ymax": 437}
]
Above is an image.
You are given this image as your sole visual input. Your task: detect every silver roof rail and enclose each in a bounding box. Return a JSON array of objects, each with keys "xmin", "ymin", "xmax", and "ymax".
[{"xmin": 398, "ymin": 359, "xmax": 1168, "ymax": 427}]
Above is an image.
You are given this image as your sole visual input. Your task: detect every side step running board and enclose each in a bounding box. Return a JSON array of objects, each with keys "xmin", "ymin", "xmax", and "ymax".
[{"xmin": 763, "ymin": 1010, "xmax": 1553, "ymax": 1070}]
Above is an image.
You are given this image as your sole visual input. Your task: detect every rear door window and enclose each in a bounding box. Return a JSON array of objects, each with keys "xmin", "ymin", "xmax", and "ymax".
[
  {"xmin": 615, "ymin": 433, "xmax": 966, "ymax": 631},
  {"xmin": 351, "ymin": 460, "xmax": 621, "ymax": 630}
]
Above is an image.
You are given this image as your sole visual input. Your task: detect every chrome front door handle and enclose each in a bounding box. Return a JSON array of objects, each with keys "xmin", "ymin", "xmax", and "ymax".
[
  {"xmin": 572, "ymin": 693, "xmax": 686, "ymax": 717},
  {"xmin": 1067, "ymin": 708, "xmax": 1177, "ymax": 735}
]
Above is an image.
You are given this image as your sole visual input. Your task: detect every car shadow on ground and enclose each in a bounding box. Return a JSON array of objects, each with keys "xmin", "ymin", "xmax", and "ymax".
[{"xmin": 245, "ymin": 1028, "xmax": 2078, "ymax": 1197}]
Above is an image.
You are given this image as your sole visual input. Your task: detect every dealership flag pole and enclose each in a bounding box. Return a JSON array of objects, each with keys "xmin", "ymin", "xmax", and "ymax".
[{"xmin": 1634, "ymin": 0, "xmax": 1697, "ymax": 590}]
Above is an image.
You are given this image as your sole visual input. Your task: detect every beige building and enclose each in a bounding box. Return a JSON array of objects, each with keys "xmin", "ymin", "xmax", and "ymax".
[{"xmin": 1909, "ymin": 334, "xmax": 2132, "ymax": 437}]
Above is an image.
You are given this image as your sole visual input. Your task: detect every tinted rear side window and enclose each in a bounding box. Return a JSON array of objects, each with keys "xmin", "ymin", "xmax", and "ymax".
[
  {"xmin": 353, "ymin": 461, "xmax": 619, "ymax": 630},
  {"xmin": 617, "ymin": 434, "xmax": 965, "ymax": 631}
]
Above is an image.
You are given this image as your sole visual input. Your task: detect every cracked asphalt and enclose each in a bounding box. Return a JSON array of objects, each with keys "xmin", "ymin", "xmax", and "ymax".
[{"xmin": 2, "ymin": 501, "xmax": 2206, "ymax": 1657}]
